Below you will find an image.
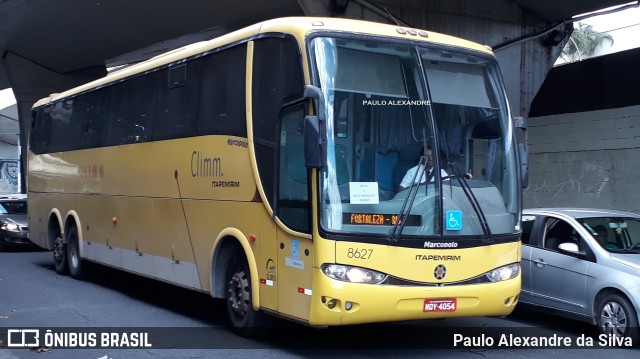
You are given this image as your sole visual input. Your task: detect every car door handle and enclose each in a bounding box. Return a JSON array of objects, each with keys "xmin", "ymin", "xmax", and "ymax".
[{"xmin": 533, "ymin": 259, "xmax": 547, "ymax": 267}]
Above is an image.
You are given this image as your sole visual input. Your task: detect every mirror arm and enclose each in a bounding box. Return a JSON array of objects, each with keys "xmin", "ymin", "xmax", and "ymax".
[
  {"xmin": 514, "ymin": 116, "xmax": 529, "ymax": 188},
  {"xmin": 303, "ymin": 85, "xmax": 327, "ymax": 168}
]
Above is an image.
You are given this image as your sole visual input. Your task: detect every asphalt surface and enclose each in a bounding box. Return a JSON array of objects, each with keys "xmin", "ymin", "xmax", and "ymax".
[{"xmin": 0, "ymin": 249, "xmax": 638, "ymax": 358}]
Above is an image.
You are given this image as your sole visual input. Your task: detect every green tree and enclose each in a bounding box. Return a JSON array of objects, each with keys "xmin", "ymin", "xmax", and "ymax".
[{"xmin": 561, "ymin": 22, "xmax": 614, "ymax": 62}]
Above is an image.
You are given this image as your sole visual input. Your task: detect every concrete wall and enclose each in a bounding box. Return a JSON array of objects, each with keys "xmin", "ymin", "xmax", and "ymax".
[
  {"xmin": 0, "ymin": 104, "xmax": 20, "ymax": 193},
  {"xmin": 524, "ymin": 105, "xmax": 640, "ymax": 213},
  {"xmin": 0, "ymin": 103, "xmax": 19, "ymax": 159}
]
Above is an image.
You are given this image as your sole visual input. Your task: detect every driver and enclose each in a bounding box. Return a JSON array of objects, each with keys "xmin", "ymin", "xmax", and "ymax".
[
  {"xmin": 593, "ymin": 225, "xmax": 617, "ymax": 249},
  {"xmin": 398, "ymin": 147, "xmax": 473, "ymax": 191},
  {"xmin": 397, "ymin": 147, "xmax": 448, "ymax": 191}
]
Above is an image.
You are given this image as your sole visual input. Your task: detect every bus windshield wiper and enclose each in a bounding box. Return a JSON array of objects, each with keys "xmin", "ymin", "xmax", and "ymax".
[
  {"xmin": 388, "ymin": 156, "xmax": 427, "ymax": 243},
  {"xmin": 447, "ymin": 168, "xmax": 493, "ymax": 243}
]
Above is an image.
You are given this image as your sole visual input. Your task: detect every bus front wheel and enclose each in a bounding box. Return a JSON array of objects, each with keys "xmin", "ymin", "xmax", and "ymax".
[{"xmin": 225, "ymin": 249, "xmax": 272, "ymax": 337}]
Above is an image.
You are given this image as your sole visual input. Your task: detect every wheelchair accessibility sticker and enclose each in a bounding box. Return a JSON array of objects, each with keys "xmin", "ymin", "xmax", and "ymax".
[
  {"xmin": 285, "ymin": 239, "xmax": 304, "ymax": 270},
  {"xmin": 446, "ymin": 210, "xmax": 462, "ymax": 231}
]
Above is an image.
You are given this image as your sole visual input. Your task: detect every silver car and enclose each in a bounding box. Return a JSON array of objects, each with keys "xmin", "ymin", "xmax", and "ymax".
[{"xmin": 520, "ymin": 208, "xmax": 640, "ymax": 342}]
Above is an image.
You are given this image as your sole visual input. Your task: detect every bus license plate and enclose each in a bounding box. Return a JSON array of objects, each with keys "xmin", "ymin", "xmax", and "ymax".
[{"xmin": 423, "ymin": 298, "xmax": 457, "ymax": 312}]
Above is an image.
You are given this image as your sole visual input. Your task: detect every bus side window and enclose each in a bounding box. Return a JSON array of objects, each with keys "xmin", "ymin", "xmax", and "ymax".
[
  {"xmin": 277, "ymin": 104, "xmax": 309, "ymax": 232},
  {"xmin": 252, "ymin": 36, "xmax": 306, "ymax": 232},
  {"xmin": 154, "ymin": 62, "xmax": 201, "ymax": 141},
  {"xmin": 280, "ymin": 107, "xmax": 307, "ymax": 186},
  {"xmin": 30, "ymin": 109, "xmax": 49, "ymax": 155},
  {"xmin": 48, "ymin": 99, "xmax": 74, "ymax": 152},
  {"xmin": 97, "ymin": 73, "xmax": 158, "ymax": 146},
  {"xmin": 198, "ymin": 45, "xmax": 247, "ymax": 137}
]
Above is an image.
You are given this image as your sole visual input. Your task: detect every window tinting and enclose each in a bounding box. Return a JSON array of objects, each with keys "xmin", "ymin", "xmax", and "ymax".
[
  {"xmin": 154, "ymin": 62, "xmax": 201, "ymax": 141},
  {"xmin": 98, "ymin": 73, "xmax": 158, "ymax": 146},
  {"xmin": 29, "ymin": 43, "xmax": 248, "ymax": 155},
  {"xmin": 278, "ymin": 104, "xmax": 308, "ymax": 232},
  {"xmin": 252, "ymin": 37, "xmax": 303, "ymax": 144},
  {"xmin": 521, "ymin": 215, "xmax": 535, "ymax": 245},
  {"xmin": 251, "ymin": 37, "xmax": 304, "ymax": 220},
  {"xmin": 0, "ymin": 200, "xmax": 27, "ymax": 214},
  {"xmin": 198, "ymin": 45, "xmax": 247, "ymax": 136}
]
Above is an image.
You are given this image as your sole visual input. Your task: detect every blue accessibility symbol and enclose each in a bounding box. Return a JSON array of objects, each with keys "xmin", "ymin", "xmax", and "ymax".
[
  {"xmin": 446, "ymin": 210, "xmax": 462, "ymax": 231},
  {"xmin": 290, "ymin": 239, "xmax": 300, "ymax": 259}
]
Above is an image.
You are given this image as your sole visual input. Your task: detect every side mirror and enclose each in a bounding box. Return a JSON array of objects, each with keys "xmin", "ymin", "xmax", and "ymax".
[
  {"xmin": 514, "ymin": 116, "xmax": 529, "ymax": 188},
  {"xmin": 558, "ymin": 242, "xmax": 586, "ymax": 257},
  {"xmin": 303, "ymin": 85, "xmax": 327, "ymax": 168},
  {"xmin": 558, "ymin": 242, "xmax": 579, "ymax": 253}
]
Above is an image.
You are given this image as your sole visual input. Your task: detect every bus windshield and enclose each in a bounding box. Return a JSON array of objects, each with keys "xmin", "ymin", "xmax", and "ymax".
[{"xmin": 310, "ymin": 36, "xmax": 519, "ymax": 241}]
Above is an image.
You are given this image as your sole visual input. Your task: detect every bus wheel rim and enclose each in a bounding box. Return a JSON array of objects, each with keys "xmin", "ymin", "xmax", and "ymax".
[
  {"xmin": 227, "ymin": 269, "xmax": 250, "ymax": 319},
  {"xmin": 53, "ymin": 236, "xmax": 64, "ymax": 261},
  {"xmin": 70, "ymin": 244, "xmax": 78, "ymax": 268}
]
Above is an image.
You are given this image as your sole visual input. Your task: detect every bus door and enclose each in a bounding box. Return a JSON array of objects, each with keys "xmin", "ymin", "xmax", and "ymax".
[{"xmin": 275, "ymin": 103, "xmax": 314, "ymax": 321}]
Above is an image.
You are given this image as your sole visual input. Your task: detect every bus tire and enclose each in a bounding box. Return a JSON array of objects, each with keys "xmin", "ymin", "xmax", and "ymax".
[
  {"xmin": 53, "ymin": 234, "xmax": 69, "ymax": 275},
  {"xmin": 596, "ymin": 293, "xmax": 639, "ymax": 345},
  {"xmin": 67, "ymin": 226, "xmax": 88, "ymax": 280},
  {"xmin": 225, "ymin": 248, "xmax": 272, "ymax": 337}
]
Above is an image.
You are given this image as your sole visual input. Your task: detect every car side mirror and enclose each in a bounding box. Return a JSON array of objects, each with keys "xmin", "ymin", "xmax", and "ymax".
[
  {"xmin": 558, "ymin": 242, "xmax": 585, "ymax": 256},
  {"xmin": 558, "ymin": 242, "xmax": 578, "ymax": 252}
]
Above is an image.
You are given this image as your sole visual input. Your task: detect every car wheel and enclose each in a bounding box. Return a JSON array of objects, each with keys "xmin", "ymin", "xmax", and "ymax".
[
  {"xmin": 53, "ymin": 234, "xmax": 68, "ymax": 274},
  {"xmin": 0, "ymin": 237, "xmax": 6, "ymax": 251},
  {"xmin": 596, "ymin": 293, "xmax": 639, "ymax": 344},
  {"xmin": 67, "ymin": 226, "xmax": 88, "ymax": 280},
  {"xmin": 225, "ymin": 248, "xmax": 272, "ymax": 337}
]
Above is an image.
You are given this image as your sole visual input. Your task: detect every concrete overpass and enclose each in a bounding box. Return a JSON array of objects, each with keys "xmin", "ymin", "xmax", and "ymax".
[{"xmin": 0, "ymin": 0, "xmax": 636, "ymax": 190}]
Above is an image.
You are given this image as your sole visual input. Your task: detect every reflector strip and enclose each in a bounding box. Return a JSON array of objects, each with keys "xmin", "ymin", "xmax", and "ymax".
[{"xmin": 297, "ymin": 287, "xmax": 312, "ymax": 295}]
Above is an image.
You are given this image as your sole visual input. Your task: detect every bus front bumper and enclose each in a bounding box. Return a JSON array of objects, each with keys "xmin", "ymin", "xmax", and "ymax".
[{"xmin": 308, "ymin": 268, "xmax": 520, "ymax": 326}]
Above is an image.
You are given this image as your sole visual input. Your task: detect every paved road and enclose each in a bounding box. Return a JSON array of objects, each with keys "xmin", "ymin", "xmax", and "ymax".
[{"xmin": 0, "ymin": 249, "xmax": 637, "ymax": 358}]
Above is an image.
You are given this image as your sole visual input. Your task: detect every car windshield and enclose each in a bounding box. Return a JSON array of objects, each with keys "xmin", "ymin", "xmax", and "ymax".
[
  {"xmin": 0, "ymin": 200, "xmax": 27, "ymax": 215},
  {"xmin": 309, "ymin": 36, "xmax": 520, "ymax": 241},
  {"xmin": 579, "ymin": 217, "xmax": 640, "ymax": 251}
]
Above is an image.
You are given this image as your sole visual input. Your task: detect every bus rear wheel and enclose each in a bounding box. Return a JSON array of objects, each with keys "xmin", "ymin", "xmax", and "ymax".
[
  {"xmin": 225, "ymin": 249, "xmax": 272, "ymax": 337},
  {"xmin": 53, "ymin": 235, "xmax": 68, "ymax": 275},
  {"xmin": 67, "ymin": 226, "xmax": 88, "ymax": 280}
]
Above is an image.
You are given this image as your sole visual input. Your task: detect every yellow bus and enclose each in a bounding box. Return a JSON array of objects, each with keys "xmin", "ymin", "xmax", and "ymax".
[{"xmin": 28, "ymin": 17, "xmax": 527, "ymax": 336}]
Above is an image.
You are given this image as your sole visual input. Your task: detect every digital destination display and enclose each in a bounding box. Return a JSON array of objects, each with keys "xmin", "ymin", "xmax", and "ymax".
[{"xmin": 343, "ymin": 213, "xmax": 421, "ymax": 226}]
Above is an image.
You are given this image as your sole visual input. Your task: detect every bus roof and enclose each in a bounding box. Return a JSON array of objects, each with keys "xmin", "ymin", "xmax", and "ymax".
[{"xmin": 32, "ymin": 17, "xmax": 493, "ymax": 108}]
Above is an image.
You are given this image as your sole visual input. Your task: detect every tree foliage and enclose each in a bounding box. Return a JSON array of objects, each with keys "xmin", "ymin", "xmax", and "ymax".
[{"xmin": 560, "ymin": 22, "xmax": 614, "ymax": 62}]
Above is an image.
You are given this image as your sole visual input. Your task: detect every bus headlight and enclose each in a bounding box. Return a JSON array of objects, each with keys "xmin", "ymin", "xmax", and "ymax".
[
  {"xmin": 321, "ymin": 264, "xmax": 387, "ymax": 284},
  {"xmin": 485, "ymin": 263, "xmax": 519, "ymax": 282}
]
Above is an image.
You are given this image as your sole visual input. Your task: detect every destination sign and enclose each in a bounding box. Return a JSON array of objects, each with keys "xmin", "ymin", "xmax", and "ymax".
[{"xmin": 343, "ymin": 213, "xmax": 421, "ymax": 226}]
